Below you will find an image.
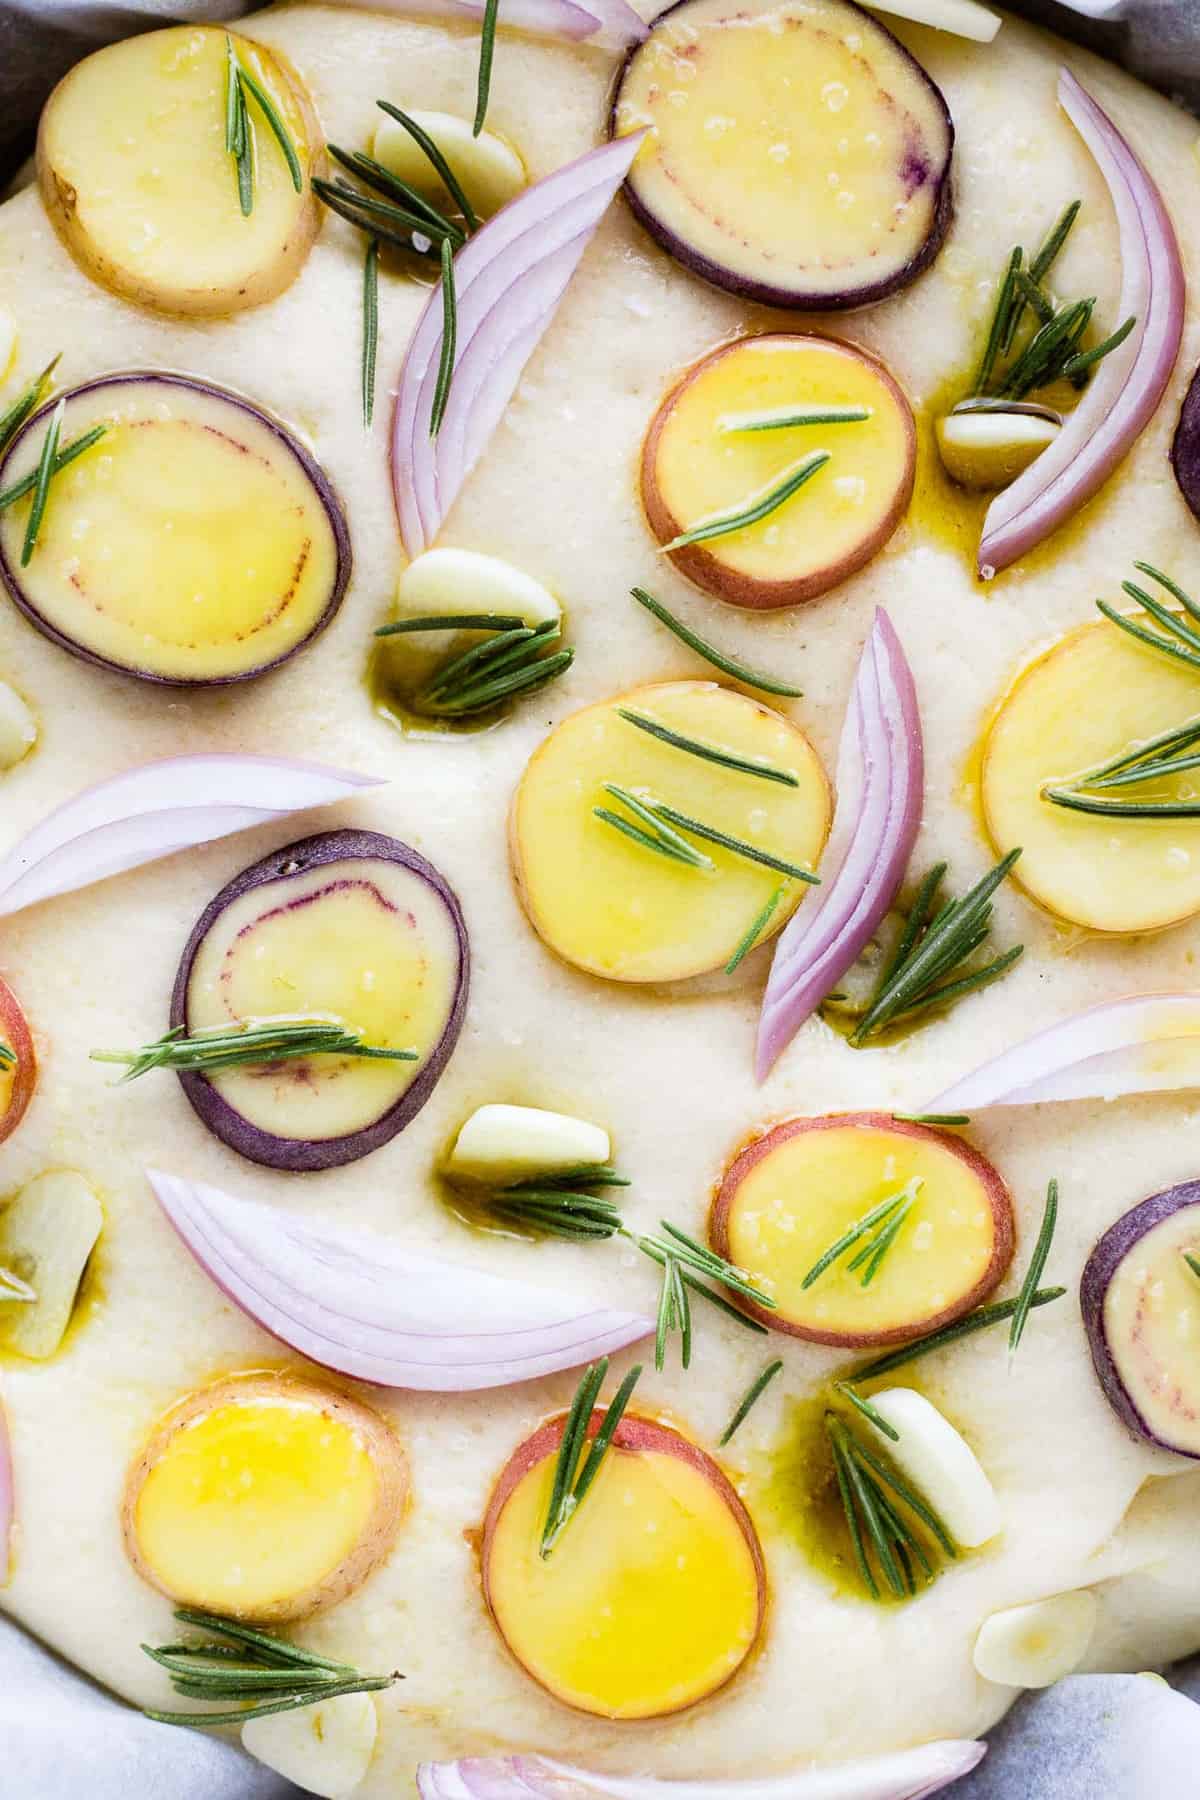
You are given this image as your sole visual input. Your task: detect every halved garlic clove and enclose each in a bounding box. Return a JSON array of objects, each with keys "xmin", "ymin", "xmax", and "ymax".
[
  {"xmin": 973, "ymin": 1590, "xmax": 1098, "ymax": 1688},
  {"xmin": 372, "ymin": 111, "xmax": 526, "ymax": 220},
  {"xmin": 868, "ymin": 1388, "xmax": 1002, "ymax": 1547},
  {"xmin": 0, "ymin": 681, "xmax": 37, "ymax": 771},
  {"xmin": 0, "ymin": 1170, "xmax": 102, "ymax": 1359},
  {"xmin": 241, "ymin": 1690, "xmax": 378, "ymax": 1798},
  {"xmin": 448, "ymin": 1103, "xmax": 610, "ymax": 1182},
  {"xmin": 936, "ymin": 404, "xmax": 1061, "ymax": 491},
  {"xmin": 0, "ymin": 313, "xmax": 16, "ymax": 383},
  {"xmin": 393, "ymin": 548, "xmax": 561, "ymax": 632}
]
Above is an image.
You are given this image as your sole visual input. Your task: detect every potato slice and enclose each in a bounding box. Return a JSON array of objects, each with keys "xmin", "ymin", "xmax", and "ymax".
[
  {"xmin": 242, "ymin": 1691, "xmax": 378, "ymax": 1798},
  {"xmin": 613, "ymin": 0, "xmax": 953, "ymax": 310},
  {"xmin": 37, "ymin": 26, "xmax": 321, "ymax": 317},
  {"xmin": 123, "ymin": 1373, "xmax": 407, "ymax": 1621},
  {"xmin": 0, "ymin": 1170, "xmax": 100, "ymax": 1359},
  {"xmin": 0, "ymin": 976, "xmax": 36, "ymax": 1148},
  {"xmin": 510, "ymin": 680, "xmax": 830, "ymax": 982},
  {"xmin": 372, "ymin": 112, "xmax": 526, "ymax": 219},
  {"xmin": 981, "ymin": 614, "xmax": 1200, "ymax": 932},
  {"xmin": 642, "ymin": 336, "xmax": 915, "ymax": 608},
  {"xmin": 481, "ymin": 1411, "xmax": 764, "ymax": 1719},
  {"xmin": 711, "ymin": 1113, "xmax": 1014, "ymax": 1347},
  {"xmin": 0, "ymin": 374, "xmax": 349, "ymax": 686}
]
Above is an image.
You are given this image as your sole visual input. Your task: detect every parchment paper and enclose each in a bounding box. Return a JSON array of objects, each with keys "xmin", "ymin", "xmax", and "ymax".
[{"xmin": 1, "ymin": 0, "xmax": 1200, "ymax": 1794}]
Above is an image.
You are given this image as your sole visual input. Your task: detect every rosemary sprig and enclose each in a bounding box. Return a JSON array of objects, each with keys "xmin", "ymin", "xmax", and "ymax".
[
  {"xmin": 594, "ymin": 786, "xmax": 818, "ymax": 883},
  {"xmin": 223, "ymin": 38, "xmax": 303, "ymax": 217},
  {"xmin": 854, "ymin": 1287, "xmax": 1066, "ymax": 1382},
  {"xmin": 975, "ymin": 245, "xmax": 1022, "ymax": 393},
  {"xmin": 474, "ymin": 0, "xmax": 501, "ymax": 135},
  {"xmin": 312, "ymin": 178, "xmax": 456, "ymax": 254},
  {"xmin": 891, "ymin": 1112, "xmax": 970, "ymax": 1127},
  {"xmin": 663, "ymin": 451, "xmax": 831, "ymax": 553},
  {"xmin": 143, "ymin": 1608, "xmax": 399, "ymax": 1727},
  {"xmin": 375, "ymin": 104, "xmax": 479, "ymax": 232},
  {"xmin": 0, "ymin": 355, "xmax": 60, "ymax": 459},
  {"xmin": 617, "ymin": 708, "xmax": 799, "ymax": 786},
  {"xmin": 632, "ymin": 1221, "xmax": 774, "ymax": 1369},
  {"xmin": 20, "ymin": 398, "xmax": 64, "ymax": 567},
  {"xmin": 719, "ymin": 1360, "xmax": 783, "ymax": 1445},
  {"xmin": 326, "ymin": 145, "xmax": 465, "ymax": 244},
  {"xmin": 362, "ymin": 237, "xmax": 379, "ymax": 429},
  {"xmin": 847, "ymin": 852, "xmax": 1023, "ymax": 1045},
  {"xmin": 412, "ymin": 618, "xmax": 572, "ymax": 717},
  {"xmin": 476, "ymin": 1165, "xmax": 629, "ymax": 1241},
  {"xmin": 593, "ymin": 801, "xmax": 702, "ymax": 868},
  {"xmin": 540, "ymin": 1358, "xmax": 641, "ymax": 1557},
  {"xmin": 630, "ymin": 587, "xmax": 801, "ymax": 698},
  {"xmin": 597, "ymin": 785, "xmax": 714, "ymax": 868},
  {"xmin": 0, "ymin": 423, "xmax": 108, "ymax": 517},
  {"xmin": 725, "ymin": 883, "xmax": 787, "ymax": 974},
  {"xmin": 1009, "ymin": 1179, "xmax": 1058, "ymax": 1353},
  {"xmin": 801, "ymin": 1182, "xmax": 922, "ymax": 1292},
  {"xmin": 431, "ymin": 238, "xmax": 458, "ymax": 438},
  {"xmin": 718, "ymin": 406, "xmax": 870, "ymax": 433},
  {"xmin": 0, "ymin": 1265, "xmax": 35, "ymax": 1304},
  {"xmin": 649, "ymin": 804, "xmax": 819, "ymax": 882},
  {"xmin": 91, "ymin": 1016, "xmax": 418, "ymax": 1083},
  {"xmin": 826, "ymin": 1413, "xmax": 957, "ymax": 1600}
]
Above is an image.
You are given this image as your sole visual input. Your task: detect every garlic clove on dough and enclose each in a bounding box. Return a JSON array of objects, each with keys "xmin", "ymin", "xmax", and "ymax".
[
  {"xmin": 868, "ymin": 1388, "xmax": 1002, "ymax": 1548},
  {"xmin": 241, "ymin": 1690, "xmax": 378, "ymax": 1798},
  {"xmin": 973, "ymin": 1590, "xmax": 1098, "ymax": 1688},
  {"xmin": 448, "ymin": 1103, "xmax": 610, "ymax": 1182}
]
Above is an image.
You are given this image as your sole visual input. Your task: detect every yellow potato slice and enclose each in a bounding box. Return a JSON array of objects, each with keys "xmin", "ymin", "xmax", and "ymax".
[
  {"xmin": 482, "ymin": 1413, "xmax": 764, "ymax": 1719},
  {"xmin": 37, "ymin": 26, "xmax": 321, "ymax": 317},
  {"xmin": 123, "ymin": 1373, "xmax": 406, "ymax": 1621},
  {"xmin": 982, "ymin": 614, "xmax": 1200, "ymax": 932},
  {"xmin": 510, "ymin": 680, "xmax": 830, "ymax": 981},
  {"xmin": 642, "ymin": 335, "xmax": 915, "ymax": 608}
]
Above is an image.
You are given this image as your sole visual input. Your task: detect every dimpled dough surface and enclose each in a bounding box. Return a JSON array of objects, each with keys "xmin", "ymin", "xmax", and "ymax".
[{"xmin": 3, "ymin": 4, "xmax": 1200, "ymax": 1789}]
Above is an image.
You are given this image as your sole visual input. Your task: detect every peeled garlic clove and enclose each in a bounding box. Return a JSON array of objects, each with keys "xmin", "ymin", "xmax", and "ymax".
[
  {"xmin": 973, "ymin": 1590, "xmax": 1098, "ymax": 1688},
  {"xmin": 448, "ymin": 1103, "xmax": 610, "ymax": 1182},
  {"xmin": 0, "ymin": 1170, "xmax": 102, "ymax": 1360},
  {"xmin": 393, "ymin": 548, "xmax": 561, "ymax": 633},
  {"xmin": 242, "ymin": 1690, "xmax": 378, "ymax": 1799},
  {"xmin": 869, "ymin": 1388, "xmax": 1001, "ymax": 1547},
  {"xmin": 372, "ymin": 111, "xmax": 526, "ymax": 219},
  {"xmin": 936, "ymin": 405, "xmax": 1061, "ymax": 491},
  {"xmin": 0, "ymin": 681, "xmax": 37, "ymax": 771},
  {"xmin": 0, "ymin": 314, "xmax": 16, "ymax": 384}
]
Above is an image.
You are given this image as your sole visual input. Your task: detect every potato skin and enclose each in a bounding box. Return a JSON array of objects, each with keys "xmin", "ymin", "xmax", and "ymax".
[
  {"xmin": 121, "ymin": 1371, "xmax": 408, "ymax": 1622},
  {"xmin": 36, "ymin": 35, "xmax": 323, "ymax": 319},
  {"xmin": 641, "ymin": 335, "xmax": 916, "ymax": 610},
  {"xmin": 709, "ymin": 1111, "xmax": 1015, "ymax": 1347},
  {"xmin": 0, "ymin": 974, "xmax": 37, "ymax": 1147},
  {"xmin": 480, "ymin": 1410, "xmax": 766, "ymax": 1716}
]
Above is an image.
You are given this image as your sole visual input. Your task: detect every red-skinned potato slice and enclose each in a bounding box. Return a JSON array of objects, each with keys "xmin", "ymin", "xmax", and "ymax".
[
  {"xmin": 481, "ymin": 1410, "xmax": 765, "ymax": 1719},
  {"xmin": 0, "ymin": 374, "xmax": 350, "ymax": 688},
  {"xmin": 122, "ymin": 1371, "xmax": 407, "ymax": 1621},
  {"xmin": 612, "ymin": 0, "xmax": 954, "ymax": 311},
  {"xmin": 1082, "ymin": 1182, "xmax": 1200, "ymax": 1459},
  {"xmin": 0, "ymin": 974, "xmax": 36, "ymax": 1146},
  {"xmin": 711, "ymin": 1113, "xmax": 1013, "ymax": 1347},
  {"xmin": 171, "ymin": 828, "xmax": 469, "ymax": 1172},
  {"xmin": 642, "ymin": 335, "xmax": 916, "ymax": 609}
]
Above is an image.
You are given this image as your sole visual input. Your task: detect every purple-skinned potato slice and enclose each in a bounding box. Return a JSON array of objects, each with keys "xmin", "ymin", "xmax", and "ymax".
[
  {"xmin": 170, "ymin": 829, "xmax": 469, "ymax": 1172},
  {"xmin": 1171, "ymin": 366, "xmax": 1200, "ymax": 523},
  {"xmin": 611, "ymin": 0, "xmax": 954, "ymax": 312},
  {"xmin": 1082, "ymin": 1181, "xmax": 1200, "ymax": 1458},
  {"xmin": 0, "ymin": 373, "xmax": 350, "ymax": 687}
]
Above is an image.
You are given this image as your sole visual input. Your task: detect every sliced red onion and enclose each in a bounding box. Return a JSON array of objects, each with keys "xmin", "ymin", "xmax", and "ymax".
[
  {"xmin": 147, "ymin": 1170, "xmax": 652, "ymax": 1390},
  {"xmin": 0, "ymin": 1397, "xmax": 12, "ymax": 1583},
  {"xmin": 0, "ymin": 757, "xmax": 382, "ymax": 919},
  {"xmin": 978, "ymin": 69, "xmax": 1185, "ymax": 578},
  {"xmin": 330, "ymin": 0, "xmax": 647, "ymax": 45},
  {"xmin": 926, "ymin": 992, "xmax": 1200, "ymax": 1112},
  {"xmin": 418, "ymin": 1743, "xmax": 985, "ymax": 1800},
  {"xmin": 393, "ymin": 132, "xmax": 646, "ymax": 557},
  {"xmin": 756, "ymin": 611, "xmax": 923, "ymax": 1080}
]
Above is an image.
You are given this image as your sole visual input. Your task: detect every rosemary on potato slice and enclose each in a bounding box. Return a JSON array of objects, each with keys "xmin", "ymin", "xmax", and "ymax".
[
  {"xmin": 616, "ymin": 708, "xmax": 800, "ymax": 786},
  {"xmin": 143, "ymin": 1607, "xmax": 399, "ymax": 1727},
  {"xmin": 0, "ymin": 1044, "xmax": 14, "ymax": 1070},
  {"xmin": 663, "ymin": 451, "xmax": 831, "ymax": 553},
  {"xmin": 91, "ymin": 1016, "xmax": 418, "ymax": 1083},
  {"xmin": 223, "ymin": 36, "xmax": 303, "ymax": 218},
  {"xmin": 0, "ymin": 422, "xmax": 108, "ymax": 520},
  {"xmin": 630, "ymin": 587, "xmax": 802, "ymax": 698},
  {"xmin": 20, "ymin": 398, "xmax": 64, "ymax": 567},
  {"xmin": 725, "ymin": 882, "xmax": 787, "ymax": 974},
  {"xmin": 540, "ymin": 1358, "xmax": 642, "ymax": 1557},
  {"xmin": 800, "ymin": 1181, "xmax": 922, "ymax": 1292},
  {"xmin": 717, "ymin": 405, "xmax": 870, "ymax": 434}
]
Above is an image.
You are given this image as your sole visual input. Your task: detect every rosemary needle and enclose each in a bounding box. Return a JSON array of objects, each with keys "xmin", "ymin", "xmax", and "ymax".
[
  {"xmin": 430, "ymin": 237, "xmax": 457, "ymax": 438},
  {"xmin": 650, "ymin": 804, "xmax": 819, "ymax": 883},
  {"xmin": 327, "ymin": 145, "xmax": 462, "ymax": 242},
  {"xmin": 362, "ymin": 237, "xmax": 379, "ymax": 429},
  {"xmin": 0, "ymin": 423, "xmax": 107, "ymax": 515},
  {"xmin": 663, "ymin": 451, "xmax": 831, "ymax": 552},
  {"xmin": 719, "ymin": 1360, "xmax": 783, "ymax": 1445},
  {"xmin": 1184, "ymin": 1250, "xmax": 1200, "ymax": 1285},
  {"xmin": 91, "ymin": 1017, "xmax": 417, "ymax": 1083},
  {"xmin": 854, "ymin": 1287, "xmax": 1066, "ymax": 1382},
  {"xmin": 801, "ymin": 1182, "xmax": 922, "ymax": 1291},
  {"xmin": 0, "ymin": 1043, "xmax": 14, "ymax": 1070},
  {"xmin": 717, "ymin": 406, "xmax": 870, "ymax": 433},
  {"xmin": 630, "ymin": 587, "xmax": 802, "ymax": 698},
  {"xmin": 235, "ymin": 61, "xmax": 304, "ymax": 194},
  {"xmin": 375, "ymin": 103, "xmax": 480, "ymax": 232},
  {"xmin": 1009, "ymin": 1178, "xmax": 1058, "ymax": 1353},
  {"xmin": 617, "ymin": 708, "xmax": 800, "ymax": 786},
  {"xmin": 21, "ymin": 398, "xmax": 64, "ymax": 567},
  {"xmin": 600, "ymin": 785, "xmax": 714, "ymax": 868},
  {"xmin": 475, "ymin": 1165, "xmax": 629, "ymax": 1241},
  {"xmin": 376, "ymin": 613, "xmax": 522, "ymax": 636},
  {"xmin": 834, "ymin": 1381, "xmax": 899, "ymax": 1442},
  {"xmin": 474, "ymin": 0, "xmax": 501, "ymax": 136},
  {"xmin": 540, "ymin": 1359, "xmax": 641, "ymax": 1556},
  {"xmin": 892, "ymin": 1112, "xmax": 970, "ymax": 1127},
  {"xmin": 725, "ymin": 883, "xmax": 787, "ymax": 974}
]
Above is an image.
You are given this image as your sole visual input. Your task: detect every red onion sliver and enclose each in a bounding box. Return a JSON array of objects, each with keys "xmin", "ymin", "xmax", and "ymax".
[
  {"xmin": 978, "ymin": 69, "xmax": 1185, "ymax": 578},
  {"xmin": 392, "ymin": 131, "xmax": 647, "ymax": 557},
  {"xmin": 0, "ymin": 756, "xmax": 382, "ymax": 919},
  {"xmin": 419, "ymin": 1744, "xmax": 985, "ymax": 1800},
  {"xmin": 926, "ymin": 992, "xmax": 1200, "ymax": 1112},
  {"xmin": 0, "ymin": 1395, "xmax": 12, "ymax": 1585},
  {"xmin": 148, "ymin": 1170, "xmax": 652, "ymax": 1391},
  {"xmin": 756, "ymin": 611, "xmax": 923, "ymax": 1080}
]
